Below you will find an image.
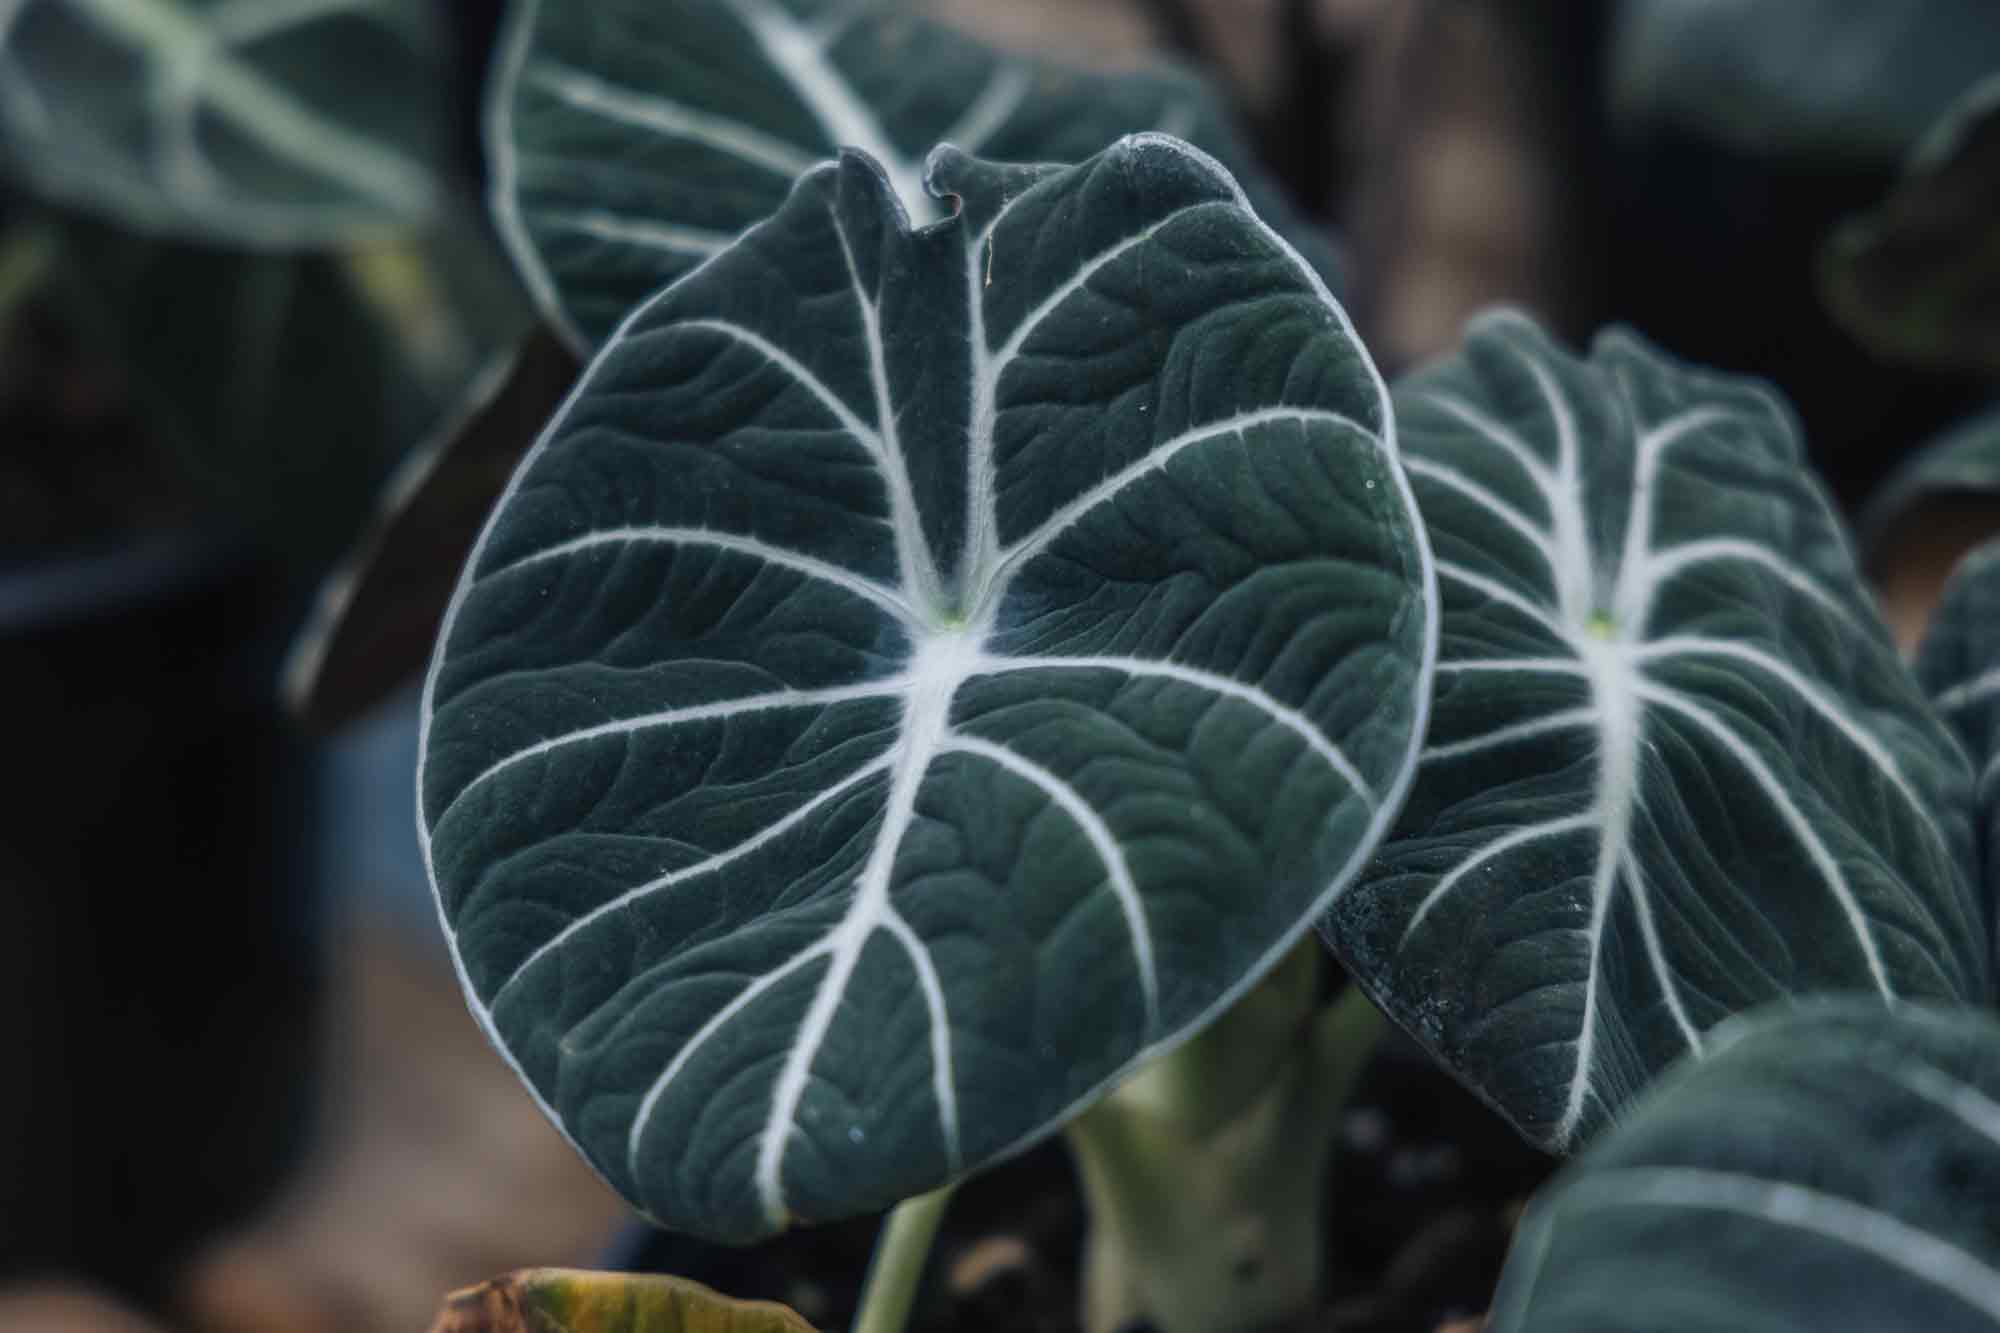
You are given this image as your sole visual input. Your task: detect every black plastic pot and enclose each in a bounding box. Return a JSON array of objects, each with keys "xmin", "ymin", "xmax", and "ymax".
[{"xmin": 0, "ymin": 534, "xmax": 323, "ymax": 1306}]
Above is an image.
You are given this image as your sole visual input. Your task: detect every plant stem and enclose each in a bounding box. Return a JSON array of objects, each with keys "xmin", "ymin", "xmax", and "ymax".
[
  {"xmin": 1065, "ymin": 943, "xmax": 1391, "ymax": 1333},
  {"xmin": 851, "ymin": 1183, "xmax": 954, "ymax": 1333}
]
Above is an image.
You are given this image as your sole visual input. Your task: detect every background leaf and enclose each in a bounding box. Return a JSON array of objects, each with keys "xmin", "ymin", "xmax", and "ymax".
[
  {"xmin": 488, "ymin": 0, "xmax": 1341, "ymax": 349},
  {"xmin": 0, "ymin": 0, "xmax": 448, "ymax": 246},
  {"xmin": 1919, "ymin": 537, "xmax": 2000, "ymax": 973},
  {"xmin": 1822, "ymin": 72, "xmax": 2000, "ymax": 376},
  {"xmin": 1489, "ymin": 1001, "xmax": 2000, "ymax": 1332},
  {"xmin": 1859, "ymin": 401, "xmax": 2000, "ymax": 557},
  {"xmin": 1606, "ymin": 0, "xmax": 2000, "ymax": 167},
  {"xmin": 47, "ymin": 213, "xmax": 532, "ymax": 561},
  {"xmin": 1321, "ymin": 310, "xmax": 1982, "ymax": 1156},
  {"xmin": 281, "ymin": 329, "xmax": 579, "ymax": 730},
  {"xmin": 420, "ymin": 138, "xmax": 1431, "ymax": 1241}
]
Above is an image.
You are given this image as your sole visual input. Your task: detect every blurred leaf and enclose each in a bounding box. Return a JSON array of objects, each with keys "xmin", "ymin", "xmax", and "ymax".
[
  {"xmin": 430, "ymin": 1269, "xmax": 818, "ymax": 1333},
  {"xmin": 1489, "ymin": 1001, "xmax": 2000, "ymax": 1332},
  {"xmin": 48, "ymin": 211, "xmax": 534, "ymax": 561},
  {"xmin": 1607, "ymin": 0, "xmax": 2000, "ymax": 167},
  {"xmin": 0, "ymin": 0, "xmax": 449, "ymax": 247},
  {"xmin": 281, "ymin": 328, "xmax": 578, "ymax": 729},
  {"xmin": 488, "ymin": 0, "xmax": 1342, "ymax": 349},
  {"xmin": 1918, "ymin": 538, "xmax": 2000, "ymax": 941},
  {"xmin": 1823, "ymin": 74, "xmax": 2000, "ymax": 375},
  {"xmin": 1859, "ymin": 401, "xmax": 2000, "ymax": 558}
]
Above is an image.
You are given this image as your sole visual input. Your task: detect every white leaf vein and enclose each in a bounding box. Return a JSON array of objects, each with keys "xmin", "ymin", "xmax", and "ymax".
[
  {"xmin": 536, "ymin": 208, "xmax": 731, "ymax": 257},
  {"xmin": 484, "ymin": 524, "xmax": 917, "ymax": 624},
  {"xmin": 525, "ymin": 58, "xmax": 817, "ymax": 180},
  {"xmin": 443, "ymin": 678, "xmax": 908, "ymax": 824},
  {"xmin": 982, "ymin": 407, "xmax": 1379, "ymax": 605},
  {"xmin": 492, "ymin": 754, "xmax": 895, "ymax": 1006},
  {"xmin": 1557, "ymin": 1167, "xmax": 2000, "ymax": 1319},
  {"xmin": 1634, "ymin": 679, "xmax": 1894, "ymax": 998},
  {"xmin": 941, "ymin": 733, "xmax": 1160, "ymax": 1031},
  {"xmin": 972, "ymin": 652, "xmax": 1376, "ymax": 808}
]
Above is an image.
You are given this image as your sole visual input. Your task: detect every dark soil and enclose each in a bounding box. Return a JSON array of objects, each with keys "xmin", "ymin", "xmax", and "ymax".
[{"xmin": 614, "ymin": 1011, "xmax": 1553, "ymax": 1333}]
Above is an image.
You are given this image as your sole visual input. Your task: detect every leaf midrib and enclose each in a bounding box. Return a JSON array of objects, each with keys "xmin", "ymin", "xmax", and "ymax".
[{"xmin": 1401, "ymin": 326, "xmax": 1953, "ymax": 1144}]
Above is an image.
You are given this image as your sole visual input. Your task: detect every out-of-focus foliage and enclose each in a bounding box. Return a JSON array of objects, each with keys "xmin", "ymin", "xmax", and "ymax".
[
  {"xmin": 1607, "ymin": 0, "xmax": 2000, "ymax": 166},
  {"xmin": 0, "ymin": 0, "xmax": 449, "ymax": 247},
  {"xmin": 487, "ymin": 0, "xmax": 1341, "ymax": 349},
  {"xmin": 1918, "ymin": 538, "xmax": 2000, "ymax": 952},
  {"xmin": 49, "ymin": 216, "xmax": 529, "ymax": 560},
  {"xmin": 1824, "ymin": 74, "xmax": 2000, "ymax": 376},
  {"xmin": 1859, "ymin": 401, "xmax": 2000, "ymax": 557},
  {"xmin": 281, "ymin": 329, "xmax": 577, "ymax": 729},
  {"xmin": 1489, "ymin": 1001, "xmax": 2000, "ymax": 1333},
  {"xmin": 0, "ymin": 0, "xmax": 539, "ymax": 563}
]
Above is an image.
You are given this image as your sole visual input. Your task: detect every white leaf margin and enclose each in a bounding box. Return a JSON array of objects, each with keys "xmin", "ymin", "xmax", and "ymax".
[
  {"xmin": 419, "ymin": 135, "xmax": 1438, "ymax": 1230},
  {"xmin": 1364, "ymin": 310, "xmax": 1973, "ymax": 1150},
  {"xmin": 488, "ymin": 0, "xmax": 1217, "ymax": 353}
]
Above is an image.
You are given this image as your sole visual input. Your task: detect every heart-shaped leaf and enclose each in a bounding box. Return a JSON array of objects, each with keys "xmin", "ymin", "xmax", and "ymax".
[
  {"xmin": 1823, "ymin": 73, "xmax": 2000, "ymax": 375},
  {"xmin": 432, "ymin": 1268, "xmax": 816, "ymax": 1333},
  {"xmin": 0, "ymin": 0, "xmax": 448, "ymax": 246},
  {"xmin": 1320, "ymin": 310, "xmax": 1983, "ymax": 1155},
  {"xmin": 282, "ymin": 329, "xmax": 581, "ymax": 731},
  {"xmin": 1489, "ymin": 1000, "xmax": 2000, "ymax": 1332},
  {"xmin": 1606, "ymin": 0, "xmax": 2000, "ymax": 166},
  {"xmin": 419, "ymin": 137, "xmax": 1433, "ymax": 1241},
  {"xmin": 488, "ymin": 0, "xmax": 1340, "ymax": 350},
  {"xmin": 1920, "ymin": 538, "xmax": 2000, "ymax": 960}
]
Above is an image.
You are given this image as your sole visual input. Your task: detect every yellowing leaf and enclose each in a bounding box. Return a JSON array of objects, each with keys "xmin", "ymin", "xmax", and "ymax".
[{"xmin": 430, "ymin": 1269, "xmax": 818, "ymax": 1333}]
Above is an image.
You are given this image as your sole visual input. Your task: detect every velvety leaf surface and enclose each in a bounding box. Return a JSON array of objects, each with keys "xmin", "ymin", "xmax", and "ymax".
[
  {"xmin": 432, "ymin": 1269, "xmax": 815, "ymax": 1333},
  {"xmin": 0, "ymin": 0, "xmax": 447, "ymax": 246},
  {"xmin": 420, "ymin": 138, "xmax": 1433, "ymax": 1241},
  {"xmin": 1606, "ymin": 0, "xmax": 2000, "ymax": 166},
  {"xmin": 488, "ymin": 0, "xmax": 1339, "ymax": 349},
  {"xmin": 1858, "ymin": 401, "xmax": 2000, "ymax": 558},
  {"xmin": 1489, "ymin": 1001, "xmax": 2000, "ymax": 1332},
  {"xmin": 1322, "ymin": 310, "xmax": 1983, "ymax": 1156},
  {"xmin": 50, "ymin": 213, "xmax": 531, "ymax": 561},
  {"xmin": 1919, "ymin": 537, "xmax": 2000, "ymax": 967},
  {"xmin": 1823, "ymin": 73, "xmax": 2000, "ymax": 375}
]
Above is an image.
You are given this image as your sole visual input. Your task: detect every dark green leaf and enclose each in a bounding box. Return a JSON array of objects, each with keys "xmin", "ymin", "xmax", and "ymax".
[
  {"xmin": 488, "ymin": 0, "xmax": 1341, "ymax": 349},
  {"xmin": 1858, "ymin": 401, "xmax": 2000, "ymax": 559},
  {"xmin": 1607, "ymin": 0, "xmax": 2000, "ymax": 166},
  {"xmin": 1490, "ymin": 1001, "xmax": 2000, "ymax": 1332},
  {"xmin": 420, "ymin": 139, "xmax": 1432, "ymax": 1241},
  {"xmin": 1823, "ymin": 74, "xmax": 2000, "ymax": 375},
  {"xmin": 51, "ymin": 213, "xmax": 532, "ymax": 560},
  {"xmin": 1919, "ymin": 537, "xmax": 2000, "ymax": 968},
  {"xmin": 1322, "ymin": 310, "xmax": 1983, "ymax": 1155},
  {"xmin": 281, "ymin": 329, "xmax": 580, "ymax": 730},
  {"xmin": 0, "ymin": 0, "xmax": 449, "ymax": 246}
]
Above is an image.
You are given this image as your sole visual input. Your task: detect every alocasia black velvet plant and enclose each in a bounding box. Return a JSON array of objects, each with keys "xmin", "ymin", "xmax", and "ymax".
[
  {"xmin": 420, "ymin": 133, "xmax": 1433, "ymax": 1332},
  {"xmin": 12, "ymin": 2, "xmax": 2000, "ymax": 1332},
  {"xmin": 402, "ymin": 4, "xmax": 2000, "ymax": 1333}
]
